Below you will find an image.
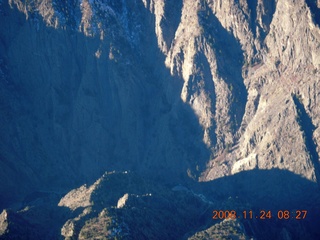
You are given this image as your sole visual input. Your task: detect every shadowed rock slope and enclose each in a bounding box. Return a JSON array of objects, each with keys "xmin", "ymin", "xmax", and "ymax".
[{"xmin": 1, "ymin": 0, "xmax": 320, "ymax": 239}]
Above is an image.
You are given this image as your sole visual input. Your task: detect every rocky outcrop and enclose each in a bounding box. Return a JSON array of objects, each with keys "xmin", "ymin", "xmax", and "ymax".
[
  {"xmin": 52, "ymin": 172, "xmax": 216, "ymax": 239},
  {"xmin": 188, "ymin": 218, "xmax": 247, "ymax": 240},
  {"xmin": 0, "ymin": 209, "xmax": 39, "ymax": 239}
]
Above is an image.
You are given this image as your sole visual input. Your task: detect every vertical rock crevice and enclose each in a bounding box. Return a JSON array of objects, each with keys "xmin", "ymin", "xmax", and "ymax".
[
  {"xmin": 247, "ymin": 0, "xmax": 259, "ymax": 38},
  {"xmin": 305, "ymin": 0, "xmax": 320, "ymax": 27},
  {"xmin": 293, "ymin": 94, "xmax": 320, "ymax": 187},
  {"xmin": 199, "ymin": 4, "xmax": 247, "ymax": 140}
]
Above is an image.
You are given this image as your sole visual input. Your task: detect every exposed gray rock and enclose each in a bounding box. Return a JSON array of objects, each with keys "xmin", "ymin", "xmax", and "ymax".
[
  {"xmin": 0, "ymin": 210, "xmax": 8, "ymax": 236},
  {"xmin": 188, "ymin": 218, "xmax": 247, "ymax": 240},
  {"xmin": 116, "ymin": 193, "xmax": 129, "ymax": 208}
]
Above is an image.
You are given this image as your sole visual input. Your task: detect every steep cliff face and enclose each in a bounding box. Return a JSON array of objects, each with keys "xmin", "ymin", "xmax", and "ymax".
[
  {"xmin": 0, "ymin": 0, "xmax": 210, "ymax": 206},
  {"xmin": 1, "ymin": 0, "xmax": 320, "ymax": 238},
  {"xmin": 149, "ymin": 0, "xmax": 320, "ymax": 183},
  {"xmin": 230, "ymin": 0, "xmax": 320, "ymax": 182}
]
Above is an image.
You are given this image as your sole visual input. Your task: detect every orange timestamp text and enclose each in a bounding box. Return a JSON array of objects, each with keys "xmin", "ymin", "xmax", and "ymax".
[{"xmin": 212, "ymin": 210, "xmax": 307, "ymax": 220}]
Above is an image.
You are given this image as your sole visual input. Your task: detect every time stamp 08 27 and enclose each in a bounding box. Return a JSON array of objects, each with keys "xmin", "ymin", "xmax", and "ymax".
[{"xmin": 212, "ymin": 210, "xmax": 308, "ymax": 220}]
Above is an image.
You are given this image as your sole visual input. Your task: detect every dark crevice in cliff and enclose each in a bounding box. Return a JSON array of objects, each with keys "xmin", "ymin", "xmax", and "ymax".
[
  {"xmin": 161, "ymin": 0, "xmax": 183, "ymax": 50},
  {"xmin": 247, "ymin": 0, "xmax": 258, "ymax": 38},
  {"xmin": 245, "ymin": 0, "xmax": 276, "ymax": 40},
  {"xmin": 293, "ymin": 95, "xmax": 320, "ymax": 188},
  {"xmin": 199, "ymin": 5, "xmax": 247, "ymax": 137},
  {"xmin": 306, "ymin": 0, "xmax": 320, "ymax": 27},
  {"xmin": 53, "ymin": 0, "xmax": 81, "ymax": 28},
  {"xmin": 188, "ymin": 51, "xmax": 217, "ymax": 147},
  {"xmin": 260, "ymin": 0, "xmax": 276, "ymax": 39},
  {"xmin": 133, "ymin": 3, "xmax": 211, "ymax": 180}
]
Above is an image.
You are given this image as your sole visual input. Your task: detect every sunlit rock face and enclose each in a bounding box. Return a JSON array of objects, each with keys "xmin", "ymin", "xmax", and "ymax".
[{"xmin": 1, "ymin": 0, "xmax": 320, "ymax": 238}]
